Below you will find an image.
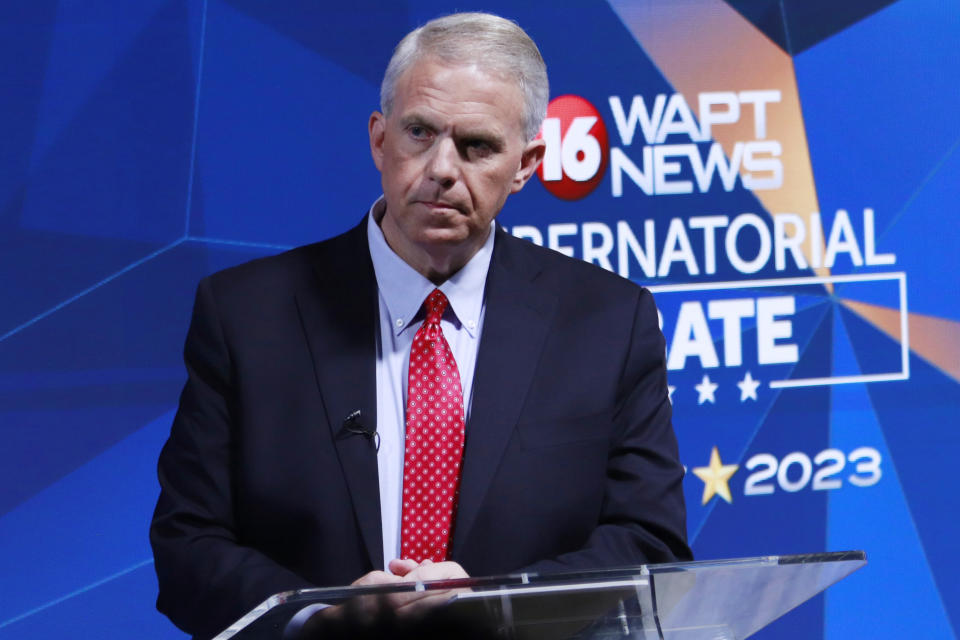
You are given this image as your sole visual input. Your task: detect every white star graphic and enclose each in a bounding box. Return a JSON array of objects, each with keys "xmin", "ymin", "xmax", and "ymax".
[
  {"xmin": 667, "ymin": 384, "xmax": 676, "ymax": 403},
  {"xmin": 695, "ymin": 374, "xmax": 718, "ymax": 405},
  {"xmin": 737, "ymin": 370, "xmax": 761, "ymax": 402}
]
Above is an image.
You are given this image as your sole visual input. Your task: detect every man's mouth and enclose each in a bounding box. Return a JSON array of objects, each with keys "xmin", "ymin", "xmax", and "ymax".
[{"xmin": 417, "ymin": 201, "xmax": 464, "ymax": 214}]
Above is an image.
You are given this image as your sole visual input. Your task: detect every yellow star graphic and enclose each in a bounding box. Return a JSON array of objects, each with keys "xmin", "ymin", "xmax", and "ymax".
[{"xmin": 692, "ymin": 447, "xmax": 739, "ymax": 505}]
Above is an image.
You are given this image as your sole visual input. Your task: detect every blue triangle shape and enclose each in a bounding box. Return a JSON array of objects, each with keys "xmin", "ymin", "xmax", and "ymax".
[
  {"xmin": 825, "ymin": 318, "xmax": 954, "ymax": 638},
  {"xmin": 831, "ymin": 300, "xmax": 862, "ymax": 378},
  {"xmin": 0, "ymin": 409, "xmax": 175, "ymax": 627}
]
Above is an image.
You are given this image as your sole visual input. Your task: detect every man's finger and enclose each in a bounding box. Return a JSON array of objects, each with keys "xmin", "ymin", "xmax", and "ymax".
[
  {"xmin": 388, "ymin": 558, "xmax": 420, "ymax": 577},
  {"xmin": 351, "ymin": 569, "xmax": 402, "ymax": 586},
  {"xmin": 402, "ymin": 560, "xmax": 469, "ymax": 583}
]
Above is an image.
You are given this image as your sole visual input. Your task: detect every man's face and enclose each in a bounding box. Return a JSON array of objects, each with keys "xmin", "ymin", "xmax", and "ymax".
[{"xmin": 369, "ymin": 57, "xmax": 545, "ymax": 278}]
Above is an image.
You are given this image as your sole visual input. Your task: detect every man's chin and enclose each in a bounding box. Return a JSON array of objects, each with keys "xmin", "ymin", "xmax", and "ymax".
[{"xmin": 417, "ymin": 228, "xmax": 472, "ymax": 248}]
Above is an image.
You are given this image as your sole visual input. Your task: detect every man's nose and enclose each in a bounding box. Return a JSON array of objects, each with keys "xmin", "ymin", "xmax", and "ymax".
[{"xmin": 426, "ymin": 137, "xmax": 458, "ymax": 189}]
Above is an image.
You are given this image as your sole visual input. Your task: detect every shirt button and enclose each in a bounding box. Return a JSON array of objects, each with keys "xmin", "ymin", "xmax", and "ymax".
[
  {"xmin": 467, "ymin": 320, "xmax": 476, "ymax": 329},
  {"xmin": 396, "ymin": 318, "xmax": 404, "ymax": 327}
]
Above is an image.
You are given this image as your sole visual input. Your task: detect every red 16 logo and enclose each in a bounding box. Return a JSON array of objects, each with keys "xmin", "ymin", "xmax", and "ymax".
[{"xmin": 536, "ymin": 95, "xmax": 609, "ymax": 200}]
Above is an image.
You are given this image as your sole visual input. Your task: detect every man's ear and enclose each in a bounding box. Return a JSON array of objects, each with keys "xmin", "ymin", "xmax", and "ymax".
[
  {"xmin": 510, "ymin": 137, "xmax": 546, "ymax": 193},
  {"xmin": 369, "ymin": 111, "xmax": 386, "ymax": 172}
]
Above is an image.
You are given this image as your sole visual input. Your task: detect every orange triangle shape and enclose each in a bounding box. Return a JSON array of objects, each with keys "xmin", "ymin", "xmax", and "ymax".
[{"xmin": 841, "ymin": 299, "xmax": 960, "ymax": 383}]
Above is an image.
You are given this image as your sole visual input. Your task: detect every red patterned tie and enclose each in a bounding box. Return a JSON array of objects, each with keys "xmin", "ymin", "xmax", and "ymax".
[{"xmin": 400, "ymin": 289, "xmax": 466, "ymax": 562}]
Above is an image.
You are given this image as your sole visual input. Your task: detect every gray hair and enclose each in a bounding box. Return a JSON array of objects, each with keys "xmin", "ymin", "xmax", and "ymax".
[{"xmin": 380, "ymin": 12, "xmax": 549, "ymax": 141}]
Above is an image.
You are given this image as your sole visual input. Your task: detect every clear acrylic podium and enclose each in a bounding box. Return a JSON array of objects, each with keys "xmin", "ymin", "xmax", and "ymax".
[{"xmin": 213, "ymin": 550, "xmax": 865, "ymax": 639}]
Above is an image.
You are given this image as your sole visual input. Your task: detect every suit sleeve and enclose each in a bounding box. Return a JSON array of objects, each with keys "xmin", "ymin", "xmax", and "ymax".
[
  {"xmin": 520, "ymin": 287, "xmax": 692, "ymax": 573},
  {"xmin": 150, "ymin": 278, "xmax": 314, "ymax": 639}
]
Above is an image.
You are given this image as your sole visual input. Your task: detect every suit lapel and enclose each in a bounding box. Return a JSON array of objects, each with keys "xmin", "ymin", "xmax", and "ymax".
[
  {"xmin": 453, "ymin": 230, "xmax": 558, "ymax": 556},
  {"xmin": 295, "ymin": 223, "xmax": 384, "ymax": 570}
]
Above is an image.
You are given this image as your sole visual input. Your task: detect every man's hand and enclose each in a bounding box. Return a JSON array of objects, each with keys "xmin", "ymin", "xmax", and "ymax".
[
  {"xmin": 349, "ymin": 559, "xmax": 469, "ymax": 616},
  {"xmin": 389, "ymin": 559, "xmax": 471, "ymax": 616},
  {"xmin": 350, "ymin": 569, "xmax": 403, "ymax": 587},
  {"xmin": 291, "ymin": 561, "xmax": 480, "ymax": 638},
  {"xmin": 388, "ymin": 558, "xmax": 469, "ymax": 581}
]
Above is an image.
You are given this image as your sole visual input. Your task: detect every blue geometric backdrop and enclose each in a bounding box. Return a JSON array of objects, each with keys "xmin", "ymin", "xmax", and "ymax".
[{"xmin": 1, "ymin": 1, "xmax": 958, "ymax": 638}]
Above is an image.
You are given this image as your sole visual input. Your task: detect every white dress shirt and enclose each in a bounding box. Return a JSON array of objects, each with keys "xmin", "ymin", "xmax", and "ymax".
[{"xmin": 366, "ymin": 197, "xmax": 494, "ymax": 569}]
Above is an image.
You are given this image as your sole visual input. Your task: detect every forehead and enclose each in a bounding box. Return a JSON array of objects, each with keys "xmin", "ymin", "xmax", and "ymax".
[{"xmin": 391, "ymin": 57, "xmax": 525, "ymax": 136}]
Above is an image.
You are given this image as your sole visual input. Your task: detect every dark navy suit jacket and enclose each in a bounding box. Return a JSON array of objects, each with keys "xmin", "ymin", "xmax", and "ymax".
[{"xmin": 150, "ymin": 220, "xmax": 691, "ymax": 638}]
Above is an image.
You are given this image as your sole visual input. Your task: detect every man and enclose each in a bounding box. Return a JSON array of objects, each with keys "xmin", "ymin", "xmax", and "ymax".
[{"xmin": 151, "ymin": 12, "xmax": 691, "ymax": 639}]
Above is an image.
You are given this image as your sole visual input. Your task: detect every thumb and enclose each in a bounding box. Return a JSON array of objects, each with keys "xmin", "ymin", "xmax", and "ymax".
[{"xmin": 388, "ymin": 557, "xmax": 420, "ymax": 576}]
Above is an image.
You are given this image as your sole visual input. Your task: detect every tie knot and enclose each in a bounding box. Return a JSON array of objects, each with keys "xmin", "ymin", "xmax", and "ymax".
[{"xmin": 424, "ymin": 289, "xmax": 449, "ymax": 325}]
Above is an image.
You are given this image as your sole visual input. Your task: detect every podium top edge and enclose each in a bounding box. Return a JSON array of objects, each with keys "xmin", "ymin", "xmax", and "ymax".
[{"xmin": 270, "ymin": 549, "xmax": 867, "ymax": 600}]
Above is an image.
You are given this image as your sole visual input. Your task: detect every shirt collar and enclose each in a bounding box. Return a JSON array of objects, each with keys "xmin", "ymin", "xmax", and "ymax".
[{"xmin": 367, "ymin": 196, "xmax": 493, "ymax": 338}]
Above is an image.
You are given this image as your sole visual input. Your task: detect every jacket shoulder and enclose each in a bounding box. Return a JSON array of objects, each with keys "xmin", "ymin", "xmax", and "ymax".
[
  {"xmin": 496, "ymin": 229, "xmax": 649, "ymax": 302},
  {"xmin": 201, "ymin": 223, "xmax": 366, "ymax": 300}
]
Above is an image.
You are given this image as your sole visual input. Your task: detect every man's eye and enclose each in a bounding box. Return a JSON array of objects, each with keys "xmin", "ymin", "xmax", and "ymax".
[
  {"xmin": 465, "ymin": 140, "xmax": 493, "ymax": 157},
  {"xmin": 408, "ymin": 126, "xmax": 430, "ymax": 140}
]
